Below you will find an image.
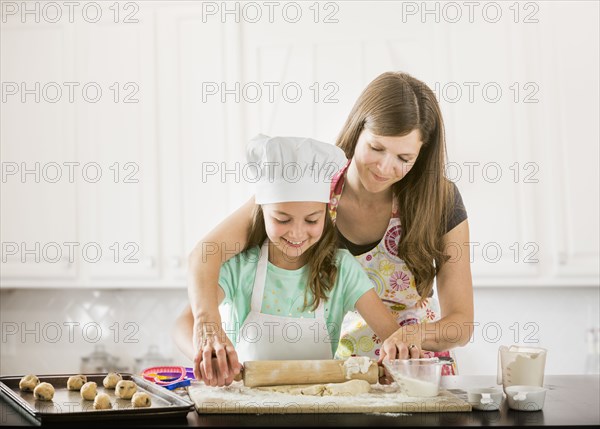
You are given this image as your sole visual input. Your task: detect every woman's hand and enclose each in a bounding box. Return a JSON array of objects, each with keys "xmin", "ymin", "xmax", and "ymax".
[
  {"xmin": 192, "ymin": 319, "xmax": 241, "ymax": 387},
  {"xmin": 378, "ymin": 323, "xmax": 423, "ymax": 363},
  {"xmin": 378, "ymin": 337, "xmax": 421, "ymax": 363},
  {"xmin": 378, "ymin": 336, "xmax": 421, "ymax": 384}
]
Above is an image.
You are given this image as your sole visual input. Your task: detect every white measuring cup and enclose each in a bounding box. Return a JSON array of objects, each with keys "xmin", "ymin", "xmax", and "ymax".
[{"xmin": 497, "ymin": 345, "xmax": 547, "ymax": 392}]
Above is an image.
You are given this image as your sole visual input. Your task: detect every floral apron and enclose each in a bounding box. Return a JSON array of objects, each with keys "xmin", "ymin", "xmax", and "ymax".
[{"xmin": 329, "ymin": 161, "xmax": 456, "ymax": 375}]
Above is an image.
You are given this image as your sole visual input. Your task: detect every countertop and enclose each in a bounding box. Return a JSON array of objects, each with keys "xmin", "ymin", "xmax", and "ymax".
[{"xmin": 1, "ymin": 375, "xmax": 598, "ymax": 427}]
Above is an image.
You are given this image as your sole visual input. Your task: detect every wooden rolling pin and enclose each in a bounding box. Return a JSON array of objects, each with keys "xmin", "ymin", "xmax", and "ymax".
[{"xmin": 233, "ymin": 359, "xmax": 383, "ymax": 388}]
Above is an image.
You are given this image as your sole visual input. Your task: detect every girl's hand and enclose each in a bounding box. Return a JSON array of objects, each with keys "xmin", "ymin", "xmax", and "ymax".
[{"xmin": 192, "ymin": 320, "xmax": 241, "ymax": 387}]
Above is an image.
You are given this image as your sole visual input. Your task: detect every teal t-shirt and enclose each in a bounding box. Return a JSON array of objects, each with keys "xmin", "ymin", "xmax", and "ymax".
[{"xmin": 218, "ymin": 246, "xmax": 373, "ymax": 356}]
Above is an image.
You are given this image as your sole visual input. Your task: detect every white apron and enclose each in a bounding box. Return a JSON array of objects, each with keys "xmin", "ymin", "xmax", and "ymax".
[{"xmin": 236, "ymin": 241, "xmax": 332, "ymax": 362}]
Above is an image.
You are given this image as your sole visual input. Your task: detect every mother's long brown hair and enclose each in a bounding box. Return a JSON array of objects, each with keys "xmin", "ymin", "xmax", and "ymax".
[{"xmin": 337, "ymin": 71, "xmax": 454, "ymax": 298}]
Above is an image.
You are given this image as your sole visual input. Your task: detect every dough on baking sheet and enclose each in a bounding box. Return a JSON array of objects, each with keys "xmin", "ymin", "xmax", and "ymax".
[
  {"xmin": 115, "ymin": 380, "xmax": 137, "ymax": 399},
  {"xmin": 93, "ymin": 393, "xmax": 112, "ymax": 410},
  {"xmin": 33, "ymin": 382, "xmax": 55, "ymax": 401},
  {"xmin": 103, "ymin": 372, "xmax": 122, "ymax": 389},
  {"xmin": 19, "ymin": 374, "xmax": 40, "ymax": 392},
  {"xmin": 80, "ymin": 381, "xmax": 97, "ymax": 400},
  {"xmin": 131, "ymin": 392, "xmax": 152, "ymax": 408},
  {"xmin": 256, "ymin": 379, "xmax": 371, "ymax": 396},
  {"xmin": 67, "ymin": 375, "xmax": 87, "ymax": 391}
]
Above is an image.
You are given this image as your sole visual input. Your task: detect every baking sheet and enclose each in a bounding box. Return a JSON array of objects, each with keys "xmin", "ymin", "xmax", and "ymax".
[
  {"xmin": 189, "ymin": 381, "xmax": 472, "ymax": 414},
  {"xmin": 0, "ymin": 373, "xmax": 193, "ymax": 422}
]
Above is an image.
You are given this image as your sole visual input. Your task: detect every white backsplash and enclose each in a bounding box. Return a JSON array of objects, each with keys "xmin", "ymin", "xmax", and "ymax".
[
  {"xmin": 1, "ymin": 287, "xmax": 598, "ymax": 376},
  {"xmin": 0, "ymin": 289, "xmax": 190, "ymax": 376}
]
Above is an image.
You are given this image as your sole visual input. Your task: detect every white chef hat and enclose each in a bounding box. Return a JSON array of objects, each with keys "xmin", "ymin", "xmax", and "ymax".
[{"xmin": 246, "ymin": 134, "xmax": 347, "ymax": 204}]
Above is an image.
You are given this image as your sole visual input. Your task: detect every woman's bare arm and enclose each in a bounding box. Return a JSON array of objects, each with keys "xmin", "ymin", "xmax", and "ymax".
[
  {"xmin": 426, "ymin": 218, "xmax": 474, "ymax": 349},
  {"xmin": 187, "ymin": 196, "xmax": 255, "ymax": 319},
  {"xmin": 185, "ymin": 196, "xmax": 254, "ymax": 386},
  {"xmin": 380, "ymin": 219, "xmax": 474, "ymax": 357}
]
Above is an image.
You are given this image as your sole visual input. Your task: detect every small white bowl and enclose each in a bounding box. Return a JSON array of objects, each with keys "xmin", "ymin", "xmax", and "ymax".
[
  {"xmin": 467, "ymin": 387, "xmax": 504, "ymax": 411},
  {"xmin": 505, "ymin": 385, "xmax": 548, "ymax": 411}
]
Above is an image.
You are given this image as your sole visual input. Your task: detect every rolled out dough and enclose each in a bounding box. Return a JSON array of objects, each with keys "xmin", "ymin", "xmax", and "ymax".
[{"xmin": 256, "ymin": 379, "xmax": 371, "ymax": 396}]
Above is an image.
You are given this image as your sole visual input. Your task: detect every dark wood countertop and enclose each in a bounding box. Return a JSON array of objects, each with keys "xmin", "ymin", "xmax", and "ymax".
[{"xmin": 2, "ymin": 375, "xmax": 598, "ymax": 427}]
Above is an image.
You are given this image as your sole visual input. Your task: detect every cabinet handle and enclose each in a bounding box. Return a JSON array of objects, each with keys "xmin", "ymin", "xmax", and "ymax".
[{"xmin": 144, "ymin": 257, "xmax": 155, "ymax": 268}]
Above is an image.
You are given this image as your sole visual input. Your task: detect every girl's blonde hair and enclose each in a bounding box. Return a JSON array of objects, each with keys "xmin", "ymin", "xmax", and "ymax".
[
  {"xmin": 243, "ymin": 205, "xmax": 338, "ymax": 311},
  {"xmin": 337, "ymin": 71, "xmax": 454, "ymax": 298}
]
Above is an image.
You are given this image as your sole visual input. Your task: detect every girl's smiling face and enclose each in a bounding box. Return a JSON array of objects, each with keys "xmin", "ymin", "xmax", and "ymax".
[
  {"xmin": 353, "ymin": 128, "xmax": 423, "ymax": 193},
  {"xmin": 262, "ymin": 201, "xmax": 326, "ymax": 268}
]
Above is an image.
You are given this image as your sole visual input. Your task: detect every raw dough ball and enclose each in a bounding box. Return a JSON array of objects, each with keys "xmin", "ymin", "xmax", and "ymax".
[
  {"xmin": 67, "ymin": 375, "xmax": 87, "ymax": 391},
  {"xmin": 115, "ymin": 380, "xmax": 137, "ymax": 399},
  {"xmin": 131, "ymin": 392, "xmax": 152, "ymax": 408},
  {"xmin": 93, "ymin": 393, "xmax": 112, "ymax": 410},
  {"xmin": 33, "ymin": 382, "xmax": 55, "ymax": 401},
  {"xmin": 19, "ymin": 374, "xmax": 40, "ymax": 392},
  {"xmin": 103, "ymin": 372, "xmax": 122, "ymax": 389},
  {"xmin": 80, "ymin": 381, "xmax": 98, "ymax": 400}
]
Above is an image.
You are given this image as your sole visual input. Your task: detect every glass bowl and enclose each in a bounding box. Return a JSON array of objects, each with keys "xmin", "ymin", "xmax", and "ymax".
[{"xmin": 382, "ymin": 358, "xmax": 443, "ymax": 397}]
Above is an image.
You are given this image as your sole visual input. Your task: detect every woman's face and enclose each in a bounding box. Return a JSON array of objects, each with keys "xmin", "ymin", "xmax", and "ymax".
[
  {"xmin": 353, "ymin": 128, "xmax": 423, "ymax": 193},
  {"xmin": 262, "ymin": 201, "xmax": 327, "ymax": 266}
]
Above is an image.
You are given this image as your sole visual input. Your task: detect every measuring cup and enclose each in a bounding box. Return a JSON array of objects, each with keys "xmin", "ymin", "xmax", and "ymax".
[{"xmin": 497, "ymin": 345, "xmax": 547, "ymax": 392}]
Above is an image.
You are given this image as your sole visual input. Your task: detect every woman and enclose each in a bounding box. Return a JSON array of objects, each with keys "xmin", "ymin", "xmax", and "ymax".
[{"xmin": 174, "ymin": 72, "xmax": 473, "ymax": 387}]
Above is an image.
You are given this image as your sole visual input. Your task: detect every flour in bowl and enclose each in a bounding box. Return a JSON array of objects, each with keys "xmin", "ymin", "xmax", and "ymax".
[{"xmin": 392, "ymin": 374, "xmax": 439, "ymax": 397}]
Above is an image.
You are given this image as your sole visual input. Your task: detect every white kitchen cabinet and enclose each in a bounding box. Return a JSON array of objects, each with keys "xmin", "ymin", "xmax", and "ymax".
[
  {"xmin": 449, "ymin": 2, "xmax": 598, "ymax": 286},
  {"xmin": 74, "ymin": 8, "xmax": 160, "ymax": 282},
  {"xmin": 537, "ymin": 3, "xmax": 599, "ymax": 282},
  {"xmin": 1, "ymin": 5, "xmax": 161, "ymax": 287},
  {"xmin": 0, "ymin": 22, "xmax": 78, "ymax": 282},
  {"xmin": 441, "ymin": 18, "xmax": 543, "ymax": 282},
  {"xmin": 1, "ymin": 2, "xmax": 597, "ymax": 289},
  {"xmin": 155, "ymin": 6, "xmax": 244, "ymax": 284}
]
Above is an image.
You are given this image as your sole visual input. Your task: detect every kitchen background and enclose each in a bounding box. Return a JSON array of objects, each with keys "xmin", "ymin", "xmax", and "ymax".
[{"xmin": 1, "ymin": 1, "xmax": 598, "ymax": 376}]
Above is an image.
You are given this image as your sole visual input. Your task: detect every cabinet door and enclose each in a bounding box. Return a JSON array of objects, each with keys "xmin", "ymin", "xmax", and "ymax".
[
  {"xmin": 443, "ymin": 18, "xmax": 543, "ymax": 282},
  {"xmin": 75, "ymin": 7, "xmax": 160, "ymax": 282},
  {"xmin": 1, "ymin": 23, "xmax": 78, "ymax": 282},
  {"xmin": 538, "ymin": 2, "xmax": 599, "ymax": 281},
  {"xmin": 448, "ymin": 2, "xmax": 598, "ymax": 285},
  {"xmin": 156, "ymin": 6, "xmax": 242, "ymax": 284}
]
